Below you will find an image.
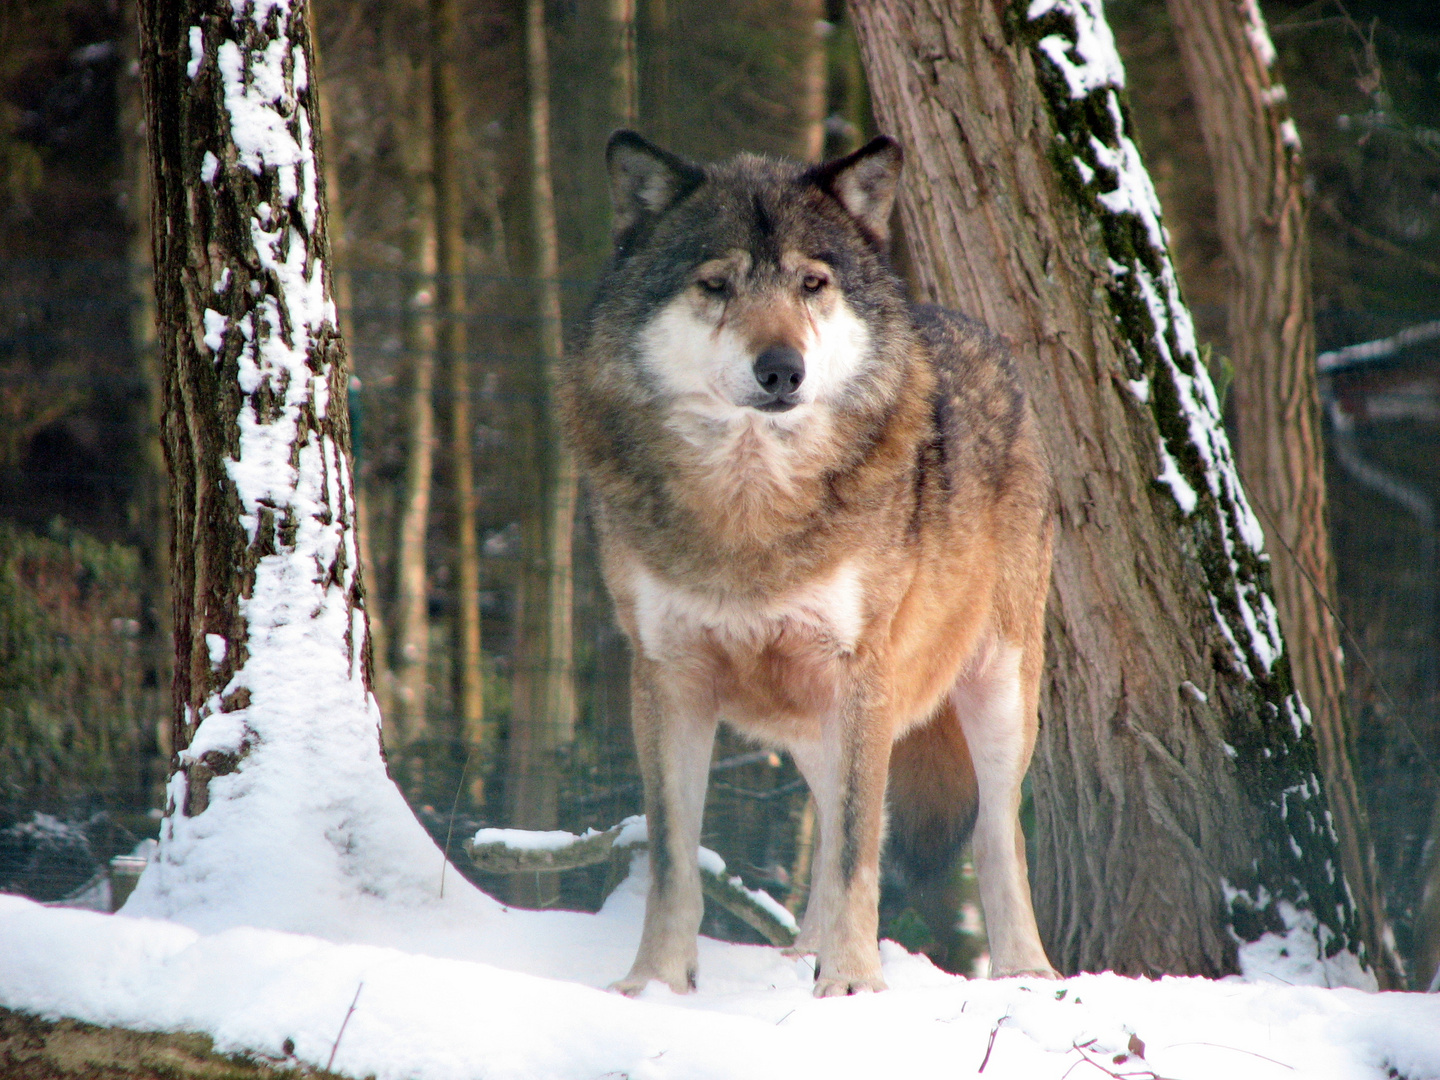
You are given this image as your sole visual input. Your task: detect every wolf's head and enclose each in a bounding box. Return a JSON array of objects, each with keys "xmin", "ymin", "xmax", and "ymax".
[{"xmin": 585, "ymin": 133, "xmax": 911, "ymax": 425}]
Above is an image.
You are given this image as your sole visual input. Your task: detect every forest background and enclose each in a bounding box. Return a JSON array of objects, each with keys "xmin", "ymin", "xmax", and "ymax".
[{"xmin": 0, "ymin": 0, "xmax": 1437, "ymax": 985}]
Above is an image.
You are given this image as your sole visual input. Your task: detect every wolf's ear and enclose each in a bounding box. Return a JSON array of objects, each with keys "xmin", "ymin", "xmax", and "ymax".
[
  {"xmin": 810, "ymin": 136, "xmax": 904, "ymax": 245},
  {"xmin": 607, "ymin": 131, "xmax": 705, "ymax": 243}
]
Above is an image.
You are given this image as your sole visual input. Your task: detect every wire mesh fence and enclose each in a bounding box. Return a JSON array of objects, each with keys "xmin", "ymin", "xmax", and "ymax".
[{"xmin": 0, "ymin": 256, "xmax": 1436, "ymax": 968}]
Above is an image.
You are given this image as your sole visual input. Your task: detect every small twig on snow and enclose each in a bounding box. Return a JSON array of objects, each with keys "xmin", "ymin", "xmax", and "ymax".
[
  {"xmin": 1159, "ymin": 1040, "xmax": 1296, "ymax": 1070},
  {"xmin": 440, "ymin": 743, "xmax": 478, "ymax": 898},
  {"xmin": 1058, "ymin": 1033, "xmax": 1179, "ymax": 1080},
  {"xmin": 977, "ymin": 1014, "xmax": 1007, "ymax": 1073},
  {"xmin": 326, "ymin": 981, "xmax": 364, "ymax": 1072}
]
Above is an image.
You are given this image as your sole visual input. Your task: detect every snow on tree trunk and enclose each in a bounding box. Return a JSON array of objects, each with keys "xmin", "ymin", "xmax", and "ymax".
[
  {"xmin": 850, "ymin": 0, "xmax": 1372, "ymax": 985},
  {"xmin": 131, "ymin": 0, "xmax": 484, "ymax": 931}
]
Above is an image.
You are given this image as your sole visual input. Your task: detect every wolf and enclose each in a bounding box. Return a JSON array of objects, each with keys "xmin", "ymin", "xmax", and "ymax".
[{"xmin": 560, "ymin": 130, "xmax": 1059, "ymax": 997}]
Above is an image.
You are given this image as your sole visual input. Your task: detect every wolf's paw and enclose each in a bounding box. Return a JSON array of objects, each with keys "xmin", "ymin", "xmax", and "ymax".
[
  {"xmin": 990, "ymin": 965, "xmax": 1062, "ymax": 981},
  {"xmin": 608, "ymin": 964, "xmax": 697, "ymax": 996},
  {"xmin": 812, "ymin": 971, "xmax": 887, "ymax": 997}
]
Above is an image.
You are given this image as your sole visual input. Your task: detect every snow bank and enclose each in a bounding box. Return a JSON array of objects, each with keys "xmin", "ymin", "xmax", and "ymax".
[{"xmin": 3, "ymin": 865, "xmax": 1438, "ymax": 1080}]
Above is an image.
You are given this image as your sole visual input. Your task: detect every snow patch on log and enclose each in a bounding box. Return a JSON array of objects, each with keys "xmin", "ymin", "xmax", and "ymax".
[{"xmin": 465, "ymin": 818, "xmax": 799, "ymax": 946}]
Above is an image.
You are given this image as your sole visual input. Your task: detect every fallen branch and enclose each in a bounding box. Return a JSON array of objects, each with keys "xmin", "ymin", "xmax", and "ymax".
[
  {"xmin": 462, "ymin": 817, "xmax": 798, "ymax": 948},
  {"xmin": 464, "ymin": 821, "xmax": 633, "ymax": 874}
]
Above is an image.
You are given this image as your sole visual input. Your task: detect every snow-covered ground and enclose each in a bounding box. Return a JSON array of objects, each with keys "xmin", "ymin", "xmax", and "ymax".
[{"xmin": 2, "ymin": 850, "xmax": 1437, "ymax": 1080}]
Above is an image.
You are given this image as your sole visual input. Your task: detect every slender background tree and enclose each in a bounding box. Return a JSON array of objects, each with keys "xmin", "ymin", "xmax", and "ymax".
[{"xmin": 1163, "ymin": 0, "xmax": 1398, "ymax": 986}]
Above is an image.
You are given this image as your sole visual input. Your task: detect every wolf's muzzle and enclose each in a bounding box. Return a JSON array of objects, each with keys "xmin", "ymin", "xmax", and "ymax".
[{"xmin": 753, "ymin": 345, "xmax": 805, "ymax": 411}]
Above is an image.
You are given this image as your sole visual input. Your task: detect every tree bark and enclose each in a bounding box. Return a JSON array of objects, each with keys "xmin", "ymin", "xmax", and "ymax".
[
  {"xmin": 432, "ymin": 0, "xmax": 485, "ymax": 751},
  {"xmin": 144, "ymin": 0, "xmax": 353, "ymax": 809},
  {"xmin": 1162, "ymin": 0, "xmax": 1397, "ymax": 988},
  {"xmin": 135, "ymin": 0, "xmax": 440, "ymax": 924},
  {"xmin": 1421, "ymin": 792, "xmax": 1440, "ymax": 991},
  {"xmin": 849, "ymin": 0, "xmax": 1372, "ymax": 983}
]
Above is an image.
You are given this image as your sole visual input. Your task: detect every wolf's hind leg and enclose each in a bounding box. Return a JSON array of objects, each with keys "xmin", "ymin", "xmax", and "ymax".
[
  {"xmin": 785, "ymin": 742, "xmax": 829, "ymax": 959},
  {"xmin": 952, "ymin": 643, "xmax": 1058, "ymax": 979},
  {"xmin": 612, "ymin": 657, "xmax": 717, "ymax": 995}
]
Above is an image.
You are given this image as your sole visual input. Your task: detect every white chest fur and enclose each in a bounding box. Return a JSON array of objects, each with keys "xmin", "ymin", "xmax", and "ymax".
[{"xmin": 631, "ymin": 561, "xmax": 866, "ymax": 662}]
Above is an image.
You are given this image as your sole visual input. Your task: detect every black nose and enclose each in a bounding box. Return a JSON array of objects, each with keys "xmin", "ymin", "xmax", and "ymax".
[{"xmin": 753, "ymin": 345, "xmax": 805, "ymax": 397}]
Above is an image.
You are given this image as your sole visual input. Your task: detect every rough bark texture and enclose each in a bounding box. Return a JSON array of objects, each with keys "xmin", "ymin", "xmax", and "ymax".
[
  {"xmin": 432, "ymin": 0, "xmax": 485, "ymax": 746},
  {"xmin": 1163, "ymin": 0, "xmax": 1397, "ymax": 988},
  {"xmin": 849, "ymin": 0, "xmax": 1369, "ymax": 980},
  {"xmin": 140, "ymin": 0, "xmax": 366, "ymax": 807}
]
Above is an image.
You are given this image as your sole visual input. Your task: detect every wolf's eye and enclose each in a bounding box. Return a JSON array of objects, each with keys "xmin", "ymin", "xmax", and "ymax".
[
  {"xmin": 802, "ymin": 273, "xmax": 828, "ymax": 294},
  {"xmin": 697, "ymin": 276, "xmax": 728, "ymax": 296}
]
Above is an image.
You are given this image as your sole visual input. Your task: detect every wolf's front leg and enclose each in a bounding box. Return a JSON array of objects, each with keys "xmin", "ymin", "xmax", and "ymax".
[
  {"xmin": 612, "ymin": 657, "xmax": 717, "ymax": 995},
  {"xmin": 794, "ymin": 702, "xmax": 893, "ymax": 997}
]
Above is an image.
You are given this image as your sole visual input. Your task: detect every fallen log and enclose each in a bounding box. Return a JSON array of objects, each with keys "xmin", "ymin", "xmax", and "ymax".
[{"xmin": 463, "ymin": 816, "xmax": 799, "ymax": 948}]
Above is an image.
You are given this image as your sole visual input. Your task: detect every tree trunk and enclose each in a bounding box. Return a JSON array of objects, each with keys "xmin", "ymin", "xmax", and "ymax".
[
  {"xmin": 505, "ymin": 0, "xmax": 577, "ymax": 906},
  {"xmin": 640, "ymin": 0, "xmax": 670, "ymax": 140},
  {"xmin": 315, "ymin": 61, "xmax": 396, "ymax": 734},
  {"xmin": 134, "ymin": 0, "xmax": 441, "ymax": 924},
  {"xmin": 799, "ymin": 0, "xmax": 828, "ymax": 162},
  {"xmin": 432, "ymin": 0, "xmax": 485, "ymax": 753},
  {"xmin": 609, "ymin": 0, "xmax": 639, "ymax": 127},
  {"xmin": 849, "ymin": 0, "xmax": 1373, "ymax": 984},
  {"xmin": 118, "ymin": 0, "xmax": 171, "ymax": 792},
  {"xmin": 1420, "ymin": 790, "xmax": 1440, "ymax": 991},
  {"xmin": 392, "ymin": 57, "xmax": 439, "ymax": 745},
  {"xmin": 1162, "ymin": 0, "xmax": 1397, "ymax": 988}
]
